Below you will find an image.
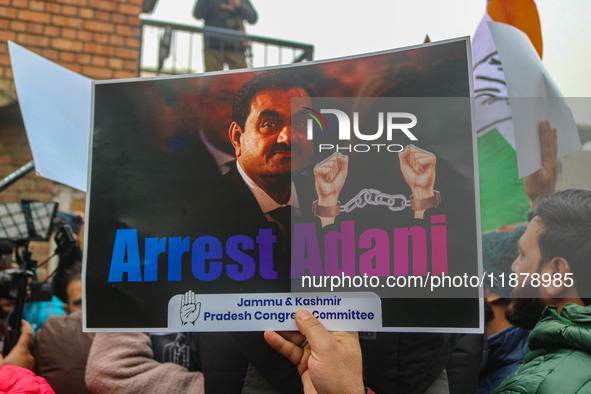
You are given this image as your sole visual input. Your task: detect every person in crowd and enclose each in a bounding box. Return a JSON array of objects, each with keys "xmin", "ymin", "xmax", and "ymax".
[
  {"xmin": 52, "ymin": 246, "xmax": 82, "ymax": 308},
  {"xmin": 0, "ymin": 320, "xmax": 34, "ymax": 370},
  {"xmin": 193, "ymin": 0, "xmax": 258, "ymax": 71},
  {"xmin": 0, "ymin": 320, "xmax": 53, "ymax": 393},
  {"xmin": 63, "ymin": 271, "xmax": 82, "ymax": 314},
  {"xmin": 0, "ymin": 245, "xmax": 52, "ymax": 393},
  {"xmin": 86, "ymin": 331, "xmax": 204, "ymax": 393},
  {"xmin": 31, "ymin": 269, "xmax": 94, "ymax": 394},
  {"xmin": 479, "ymin": 119, "xmax": 559, "ymax": 393},
  {"xmin": 445, "ymin": 333, "xmax": 486, "ymax": 394},
  {"xmin": 0, "ymin": 252, "xmax": 17, "ymax": 336},
  {"xmin": 490, "ymin": 189, "xmax": 591, "ymax": 393},
  {"xmin": 0, "ymin": 363, "xmax": 54, "ymax": 394},
  {"xmin": 477, "ymin": 228, "xmax": 529, "ymax": 394}
]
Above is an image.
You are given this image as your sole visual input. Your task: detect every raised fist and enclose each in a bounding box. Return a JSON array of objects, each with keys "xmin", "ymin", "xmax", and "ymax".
[{"xmin": 314, "ymin": 153, "xmax": 349, "ymax": 207}]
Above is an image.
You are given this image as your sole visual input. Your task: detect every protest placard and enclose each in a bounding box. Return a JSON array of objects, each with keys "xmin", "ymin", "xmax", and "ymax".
[{"xmin": 85, "ymin": 37, "xmax": 482, "ymax": 332}]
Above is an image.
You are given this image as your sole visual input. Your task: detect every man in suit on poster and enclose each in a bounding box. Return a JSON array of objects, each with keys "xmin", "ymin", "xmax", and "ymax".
[
  {"xmin": 193, "ymin": 71, "xmax": 328, "ymax": 393},
  {"xmin": 192, "ymin": 69, "xmax": 452, "ymax": 394}
]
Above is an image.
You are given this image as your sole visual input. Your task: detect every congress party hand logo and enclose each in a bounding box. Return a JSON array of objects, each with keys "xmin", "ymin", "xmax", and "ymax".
[{"xmin": 180, "ymin": 290, "xmax": 201, "ymax": 325}]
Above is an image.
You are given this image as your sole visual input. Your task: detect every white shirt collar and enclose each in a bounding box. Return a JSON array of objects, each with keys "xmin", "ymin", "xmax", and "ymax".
[
  {"xmin": 236, "ymin": 161, "xmax": 299, "ymax": 214},
  {"xmin": 199, "ymin": 132, "xmax": 235, "ymax": 174}
]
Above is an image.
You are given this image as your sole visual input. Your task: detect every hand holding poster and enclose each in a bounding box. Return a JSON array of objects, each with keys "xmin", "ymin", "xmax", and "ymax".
[{"xmin": 85, "ymin": 37, "xmax": 482, "ymax": 333}]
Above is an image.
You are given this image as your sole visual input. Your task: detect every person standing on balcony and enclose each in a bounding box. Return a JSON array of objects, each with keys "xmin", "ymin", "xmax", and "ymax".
[{"xmin": 194, "ymin": 0, "xmax": 258, "ymax": 72}]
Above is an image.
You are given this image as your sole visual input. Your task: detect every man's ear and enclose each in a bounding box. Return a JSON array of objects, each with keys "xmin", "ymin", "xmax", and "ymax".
[
  {"xmin": 229, "ymin": 121, "xmax": 242, "ymax": 157},
  {"xmin": 543, "ymin": 257, "xmax": 572, "ymax": 297}
]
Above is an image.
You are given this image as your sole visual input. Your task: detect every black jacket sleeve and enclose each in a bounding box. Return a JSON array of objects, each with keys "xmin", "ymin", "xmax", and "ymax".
[
  {"xmin": 194, "ymin": 0, "xmax": 258, "ymax": 25},
  {"xmin": 236, "ymin": 0, "xmax": 257, "ymax": 24}
]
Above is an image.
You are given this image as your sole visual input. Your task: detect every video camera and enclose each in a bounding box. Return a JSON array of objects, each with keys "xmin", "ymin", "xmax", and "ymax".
[{"xmin": 0, "ymin": 200, "xmax": 78, "ymax": 356}]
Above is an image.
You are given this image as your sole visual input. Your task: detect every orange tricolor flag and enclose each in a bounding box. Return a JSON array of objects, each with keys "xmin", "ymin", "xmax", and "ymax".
[{"xmin": 487, "ymin": 0, "xmax": 543, "ymax": 58}]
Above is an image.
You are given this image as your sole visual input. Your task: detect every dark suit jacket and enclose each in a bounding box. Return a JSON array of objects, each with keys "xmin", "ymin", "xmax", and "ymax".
[{"xmin": 190, "ymin": 166, "xmax": 304, "ymax": 394}]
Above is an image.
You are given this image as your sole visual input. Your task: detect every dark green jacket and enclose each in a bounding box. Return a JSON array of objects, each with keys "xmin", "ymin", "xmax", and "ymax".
[{"xmin": 493, "ymin": 303, "xmax": 591, "ymax": 393}]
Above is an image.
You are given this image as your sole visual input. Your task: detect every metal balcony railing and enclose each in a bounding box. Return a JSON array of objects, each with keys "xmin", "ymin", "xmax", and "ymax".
[{"xmin": 139, "ymin": 18, "xmax": 314, "ymax": 76}]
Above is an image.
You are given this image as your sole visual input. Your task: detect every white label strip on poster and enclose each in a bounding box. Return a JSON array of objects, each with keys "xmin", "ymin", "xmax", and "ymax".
[{"xmin": 167, "ymin": 292, "xmax": 383, "ymax": 331}]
